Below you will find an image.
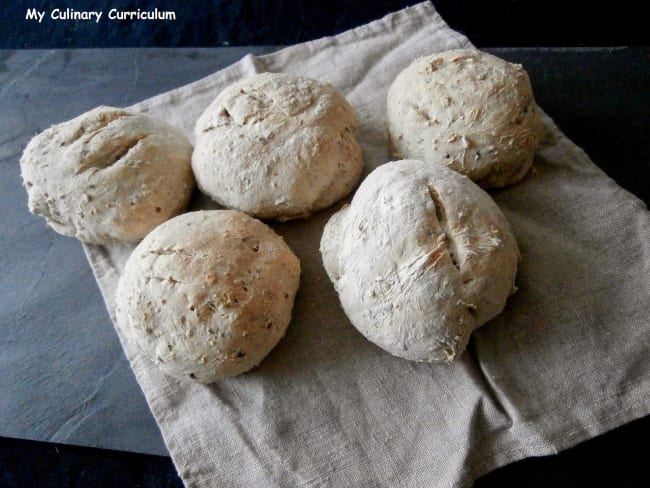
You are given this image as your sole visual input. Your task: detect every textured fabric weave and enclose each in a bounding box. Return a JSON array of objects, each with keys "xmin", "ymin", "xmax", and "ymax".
[{"xmin": 85, "ymin": 3, "xmax": 650, "ymax": 486}]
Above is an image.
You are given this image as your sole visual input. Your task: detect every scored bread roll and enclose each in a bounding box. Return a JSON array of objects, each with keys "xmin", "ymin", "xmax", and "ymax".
[
  {"xmin": 320, "ymin": 160, "xmax": 519, "ymax": 363},
  {"xmin": 192, "ymin": 72, "xmax": 364, "ymax": 221},
  {"xmin": 20, "ymin": 106, "xmax": 195, "ymax": 244},
  {"xmin": 387, "ymin": 49, "xmax": 544, "ymax": 188},
  {"xmin": 115, "ymin": 210, "xmax": 301, "ymax": 383}
]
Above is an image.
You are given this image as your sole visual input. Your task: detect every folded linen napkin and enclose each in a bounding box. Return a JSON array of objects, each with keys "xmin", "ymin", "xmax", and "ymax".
[{"xmin": 84, "ymin": 2, "xmax": 650, "ymax": 486}]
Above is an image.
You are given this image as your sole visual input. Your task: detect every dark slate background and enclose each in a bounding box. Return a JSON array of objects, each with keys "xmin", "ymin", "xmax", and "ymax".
[{"xmin": 1, "ymin": 0, "xmax": 649, "ymax": 48}]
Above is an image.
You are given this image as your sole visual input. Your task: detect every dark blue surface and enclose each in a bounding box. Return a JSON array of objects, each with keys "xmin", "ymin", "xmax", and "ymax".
[
  {"xmin": 0, "ymin": 436, "xmax": 183, "ymax": 487},
  {"xmin": 1, "ymin": 0, "xmax": 649, "ymax": 48},
  {"xmin": 2, "ymin": 415, "xmax": 649, "ymax": 487}
]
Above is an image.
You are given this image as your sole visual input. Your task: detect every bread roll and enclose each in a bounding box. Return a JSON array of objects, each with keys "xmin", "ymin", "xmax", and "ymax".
[
  {"xmin": 387, "ymin": 49, "xmax": 544, "ymax": 187},
  {"xmin": 320, "ymin": 160, "xmax": 519, "ymax": 362},
  {"xmin": 20, "ymin": 106, "xmax": 195, "ymax": 244},
  {"xmin": 116, "ymin": 210, "xmax": 300, "ymax": 383},
  {"xmin": 192, "ymin": 72, "xmax": 364, "ymax": 220}
]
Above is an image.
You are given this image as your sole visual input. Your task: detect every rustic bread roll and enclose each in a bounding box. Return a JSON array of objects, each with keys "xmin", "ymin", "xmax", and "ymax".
[
  {"xmin": 192, "ymin": 72, "xmax": 364, "ymax": 221},
  {"xmin": 387, "ymin": 49, "xmax": 544, "ymax": 188},
  {"xmin": 20, "ymin": 106, "xmax": 195, "ymax": 244},
  {"xmin": 320, "ymin": 160, "xmax": 519, "ymax": 362},
  {"xmin": 115, "ymin": 210, "xmax": 300, "ymax": 383}
]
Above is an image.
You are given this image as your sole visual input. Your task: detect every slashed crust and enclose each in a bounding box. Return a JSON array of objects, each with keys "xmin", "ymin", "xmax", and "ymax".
[
  {"xmin": 321, "ymin": 160, "xmax": 519, "ymax": 362},
  {"xmin": 20, "ymin": 106, "xmax": 195, "ymax": 244}
]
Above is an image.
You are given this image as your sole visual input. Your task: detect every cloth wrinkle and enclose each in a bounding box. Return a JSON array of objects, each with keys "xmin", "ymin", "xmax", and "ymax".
[{"xmin": 464, "ymin": 339, "xmax": 515, "ymax": 428}]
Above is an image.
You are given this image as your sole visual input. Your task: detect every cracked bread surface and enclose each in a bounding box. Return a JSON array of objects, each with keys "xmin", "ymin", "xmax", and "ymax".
[
  {"xmin": 115, "ymin": 210, "xmax": 301, "ymax": 383},
  {"xmin": 20, "ymin": 106, "xmax": 195, "ymax": 244},
  {"xmin": 320, "ymin": 160, "xmax": 519, "ymax": 362},
  {"xmin": 192, "ymin": 72, "xmax": 364, "ymax": 221},
  {"xmin": 387, "ymin": 49, "xmax": 544, "ymax": 188}
]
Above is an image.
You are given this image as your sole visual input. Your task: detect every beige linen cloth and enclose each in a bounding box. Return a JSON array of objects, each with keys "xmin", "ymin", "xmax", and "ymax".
[{"xmin": 85, "ymin": 2, "xmax": 650, "ymax": 487}]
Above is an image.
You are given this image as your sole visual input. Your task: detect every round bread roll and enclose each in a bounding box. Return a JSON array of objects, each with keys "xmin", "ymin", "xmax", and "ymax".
[
  {"xmin": 20, "ymin": 106, "xmax": 195, "ymax": 244},
  {"xmin": 387, "ymin": 49, "xmax": 544, "ymax": 188},
  {"xmin": 115, "ymin": 210, "xmax": 300, "ymax": 383},
  {"xmin": 320, "ymin": 160, "xmax": 519, "ymax": 363},
  {"xmin": 192, "ymin": 72, "xmax": 364, "ymax": 221}
]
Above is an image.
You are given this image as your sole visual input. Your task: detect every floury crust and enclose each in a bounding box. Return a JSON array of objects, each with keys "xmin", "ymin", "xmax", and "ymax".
[
  {"xmin": 115, "ymin": 210, "xmax": 301, "ymax": 383},
  {"xmin": 20, "ymin": 106, "xmax": 194, "ymax": 244},
  {"xmin": 387, "ymin": 49, "xmax": 544, "ymax": 188},
  {"xmin": 192, "ymin": 72, "xmax": 364, "ymax": 221},
  {"xmin": 321, "ymin": 160, "xmax": 519, "ymax": 362}
]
